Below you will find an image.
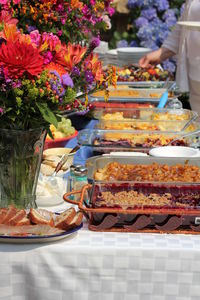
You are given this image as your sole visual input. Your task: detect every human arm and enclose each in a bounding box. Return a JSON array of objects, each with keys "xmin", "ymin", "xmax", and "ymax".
[
  {"xmin": 139, "ymin": 23, "xmax": 181, "ymax": 68},
  {"xmin": 139, "ymin": 47, "xmax": 176, "ymax": 68}
]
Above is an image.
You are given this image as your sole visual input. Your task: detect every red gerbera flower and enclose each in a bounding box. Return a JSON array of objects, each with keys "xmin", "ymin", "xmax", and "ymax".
[{"xmin": 0, "ymin": 41, "xmax": 44, "ymax": 79}]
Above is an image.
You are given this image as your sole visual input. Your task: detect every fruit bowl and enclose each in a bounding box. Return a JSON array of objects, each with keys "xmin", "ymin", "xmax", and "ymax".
[{"xmin": 44, "ymin": 130, "xmax": 78, "ymax": 149}]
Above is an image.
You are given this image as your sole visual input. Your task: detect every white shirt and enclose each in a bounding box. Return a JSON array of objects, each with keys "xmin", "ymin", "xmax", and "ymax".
[{"xmin": 162, "ymin": 0, "xmax": 200, "ymax": 91}]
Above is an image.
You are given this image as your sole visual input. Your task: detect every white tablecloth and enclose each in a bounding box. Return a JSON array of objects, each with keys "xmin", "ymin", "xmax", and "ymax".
[{"xmin": 1, "ymin": 221, "xmax": 200, "ymax": 300}]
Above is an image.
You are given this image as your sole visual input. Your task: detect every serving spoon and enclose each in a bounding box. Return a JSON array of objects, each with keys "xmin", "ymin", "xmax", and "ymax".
[{"xmin": 167, "ymin": 129, "xmax": 200, "ymax": 146}]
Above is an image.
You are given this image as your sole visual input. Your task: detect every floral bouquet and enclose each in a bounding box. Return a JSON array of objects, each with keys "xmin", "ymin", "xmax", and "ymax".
[
  {"xmin": 0, "ymin": 22, "xmax": 115, "ymax": 131},
  {"xmin": 0, "ymin": 21, "xmax": 116, "ymax": 208},
  {"xmin": 0, "ymin": 0, "xmax": 115, "ymax": 44}
]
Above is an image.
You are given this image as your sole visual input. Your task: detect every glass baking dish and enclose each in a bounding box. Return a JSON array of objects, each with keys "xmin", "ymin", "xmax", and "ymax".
[
  {"xmin": 116, "ymin": 81, "xmax": 175, "ymax": 88},
  {"xmin": 94, "ymin": 108, "xmax": 198, "ymax": 132},
  {"xmin": 90, "ymin": 87, "xmax": 167, "ymax": 102},
  {"xmin": 78, "ymin": 123, "xmax": 200, "ymax": 153},
  {"xmin": 89, "ymin": 98, "xmax": 155, "ymax": 109},
  {"xmin": 63, "ymin": 156, "xmax": 200, "ymax": 233},
  {"xmin": 86, "ymin": 156, "xmax": 200, "ymax": 208},
  {"xmin": 92, "ymin": 107, "xmax": 198, "ymax": 122}
]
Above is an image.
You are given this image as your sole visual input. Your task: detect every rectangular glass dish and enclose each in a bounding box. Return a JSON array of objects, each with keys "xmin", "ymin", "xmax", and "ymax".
[
  {"xmin": 93, "ymin": 108, "xmax": 198, "ymax": 132},
  {"xmin": 90, "ymin": 87, "xmax": 167, "ymax": 102},
  {"xmin": 63, "ymin": 156, "xmax": 200, "ymax": 233},
  {"xmin": 92, "ymin": 107, "xmax": 198, "ymax": 122},
  {"xmin": 86, "ymin": 156, "xmax": 200, "ymax": 211},
  {"xmin": 78, "ymin": 122, "xmax": 200, "ymax": 153},
  {"xmin": 116, "ymin": 81, "xmax": 175, "ymax": 88}
]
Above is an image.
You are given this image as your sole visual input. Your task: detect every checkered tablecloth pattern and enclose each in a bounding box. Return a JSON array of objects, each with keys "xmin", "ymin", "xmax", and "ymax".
[{"xmin": 1, "ymin": 223, "xmax": 200, "ymax": 300}]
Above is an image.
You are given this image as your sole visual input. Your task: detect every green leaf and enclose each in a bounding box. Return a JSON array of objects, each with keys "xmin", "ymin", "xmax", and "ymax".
[{"xmin": 36, "ymin": 103, "xmax": 58, "ymax": 127}]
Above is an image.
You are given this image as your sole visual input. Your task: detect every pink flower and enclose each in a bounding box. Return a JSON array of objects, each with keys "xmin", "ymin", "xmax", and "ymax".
[
  {"xmin": 43, "ymin": 51, "xmax": 53, "ymax": 65},
  {"xmin": 0, "ymin": 10, "xmax": 18, "ymax": 25},
  {"xmin": 30, "ymin": 30, "xmax": 41, "ymax": 47},
  {"xmin": 108, "ymin": 7, "xmax": 115, "ymax": 16},
  {"xmin": 0, "ymin": 0, "xmax": 8, "ymax": 4},
  {"xmin": 0, "ymin": 108, "xmax": 4, "ymax": 114},
  {"xmin": 13, "ymin": 0, "xmax": 21, "ymax": 3}
]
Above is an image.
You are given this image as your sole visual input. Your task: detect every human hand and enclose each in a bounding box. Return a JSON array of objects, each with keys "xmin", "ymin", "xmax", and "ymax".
[
  {"xmin": 139, "ymin": 47, "xmax": 175, "ymax": 68},
  {"xmin": 139, "ymin": 49, "xmax": 162, "ymax": 68}
]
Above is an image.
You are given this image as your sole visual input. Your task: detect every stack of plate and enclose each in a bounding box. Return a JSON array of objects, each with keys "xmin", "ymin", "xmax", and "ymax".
[
  {"xmin": 105, "ymin": 49, "xmax": 118, "ymax": 66},
  {"xmin": 117, "ymin": 47, "xmax": 151, "ymax": 65},
  {"xmin": 93, "ymin": 41, "xmax": 109, "ymax": 66}
]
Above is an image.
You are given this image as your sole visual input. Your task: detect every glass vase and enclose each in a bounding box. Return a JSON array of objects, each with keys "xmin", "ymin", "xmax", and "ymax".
[{"xmin": 0, "ymin": 128, "xmax": 46, "ymax": 208}]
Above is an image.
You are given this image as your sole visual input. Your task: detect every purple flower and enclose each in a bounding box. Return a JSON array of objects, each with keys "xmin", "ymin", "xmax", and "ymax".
[
  {"xmin": 165, "ymin": 16, "xmax": 177, "ymax": 28},
  {"xmin": 50, "ymin": 71, "xmax": 61, "ymax": 82},
  {"xmin": 71, "ymin": 67, "xmax": 81, "ymax": 77},
  {"xmin": 128, "ymin": 0, "xmax": 140, "ymax": 8},
  {"xmin": 84, "ymin": 70, "xmax": 94, "ymax": 84},
  {"xmin": 137, "ymin": 25, "xmax": 154, "ymax": 41},
  {"xmin": 27, "ymin": 26, "xmax": 37, "ymax": 33},
  {"xmin": 141, "ymin": 8, "xmax": 157, "ymax": 21},
  {"xmin": 12, "ymin": 81, "xmax": 22, "ymax": 89},
  {"xmin": 140, "ymin": 39, "xmax": 158, "ymax": 50},
  {"xmin": 62, "ymin": 73, "xmax": 74, "ymax": 88},
  {"xmin": 117, "ymin": 39, "xmax": 129, "ymax": 48},
  {"xmin": 162, "ymin": 59, "xmax": 176, "ymax": 73},
  {"xmin": 154, "ymin": 0, "xmax": 169, "ymax": 12},
  {"xmin": 89, "ymin": 37, "xmax": 100, "ymax": 50},
  {"xmin": 135, "ymin": 17, "xmax": 149, "ymax": 28},
  {"xmin": 130, "ymin": 40, "xmax": 138, "ymax": 47}
]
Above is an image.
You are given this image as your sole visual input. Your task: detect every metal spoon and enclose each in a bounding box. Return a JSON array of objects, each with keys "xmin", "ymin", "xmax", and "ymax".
[{"xmin": 52, "ymin": 145, "xmax": 80, "ymax": 176}]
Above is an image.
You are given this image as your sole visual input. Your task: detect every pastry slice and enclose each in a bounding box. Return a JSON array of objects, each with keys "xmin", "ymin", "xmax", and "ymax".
[
  {"xmin": 7, "ymin": 209, "xmax": 26, "ymax": 226},
  {"xmin": 66, "ymin": 211, "xmax": 83, "ymax": 230},
  {"xmin": 54, "ymin": 208, "xmax": 76, "ymax": 230},
  {"xmin": 1, "ymin": 205, "xmax": 17, "ymax": 224},
  {"xmin": 29, "ymin": 208, "xmax": 54, "ymax": 227}
]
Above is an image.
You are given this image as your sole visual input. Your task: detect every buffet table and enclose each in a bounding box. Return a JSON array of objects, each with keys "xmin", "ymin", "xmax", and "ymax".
[
  {"xmin": 1, "ymin": 223, "xmax": 200, "ymax": 300},
  {"xmin": 1, "ymin": 119, "xmax": 200, "ymax": 300}
]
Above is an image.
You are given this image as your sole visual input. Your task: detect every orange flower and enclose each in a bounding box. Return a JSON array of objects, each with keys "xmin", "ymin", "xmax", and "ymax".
[
  {"xmin": 0, "ymin": 41, "xmax": 44, "ymax": 78},
  {"xmin": 55, "ymin": 43, "xmax": 86, "ymax": 72},
  {"xmin": 0, "ymin": 23, "xmax": 19, "ymax": 42},
  {"xmin": 44, "ymin": 62, "xmax": 66, "ymax": 77},
  {"xmin": 70, "ymin": 0, "xmax": 84, "ymax": 9},
  {"xmin": 84, "ymin": 53, "xmax": 104, "ymax": 82}
]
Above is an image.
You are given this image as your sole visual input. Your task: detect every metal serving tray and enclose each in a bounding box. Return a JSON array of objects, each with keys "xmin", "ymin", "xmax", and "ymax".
[
  {"xmin": 77, "ymin": 122, "xmax": 200, "ymax": 153},
  {"xmin": 63, "ymin": 156, "xmax": 200, "ymax": 234}
]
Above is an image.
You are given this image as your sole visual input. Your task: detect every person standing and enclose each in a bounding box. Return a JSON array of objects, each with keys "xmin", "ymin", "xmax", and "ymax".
[{"xmin": 139, "ymin": 0, "xmax": 200, "ymax": 114}]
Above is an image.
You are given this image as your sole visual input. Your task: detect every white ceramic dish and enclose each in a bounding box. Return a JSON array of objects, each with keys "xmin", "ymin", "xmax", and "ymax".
[
  {"xmin": 177, "ymin": 21, "xmax": 200, "ymax": 31},
  {"xmin": 117, "ymin": 47, "xmax": 151, "ymax": 54},
  {"xmin": 149, "ymin": 146, "xmax": 200, "ymax": 158},
  {"xmin": 0, "ymin": 224, "xmax": 82, "ymax": 244}
]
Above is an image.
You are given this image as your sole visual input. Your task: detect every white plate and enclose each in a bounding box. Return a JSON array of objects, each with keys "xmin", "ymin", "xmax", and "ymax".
[
  {"xmin": 0, "ymin": 224, "xmax": 82, "ymax": 244},
  {"xmin": 117, "ymin": 47, "xmax": 151, "ymax": 54},
  {"xmin": 177, "ymin": 21, "xmax": 200, "ymax": 31},
  {"xmin": 106, "ymin": 49, "xmax": 118, "ymax": 56},
  {"xmin": 149, "ymin": 146, "xmax": 200, "ymax": 158}
]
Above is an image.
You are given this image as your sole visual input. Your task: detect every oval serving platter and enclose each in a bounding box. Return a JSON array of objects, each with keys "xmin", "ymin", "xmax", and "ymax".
[{"xmin": 0, "ymin": 223, "xmax": 82, "ymax": 244}]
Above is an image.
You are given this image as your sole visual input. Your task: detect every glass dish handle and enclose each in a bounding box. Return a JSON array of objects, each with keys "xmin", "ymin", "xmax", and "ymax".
[{"xmin": 77, "ymin": 130, "xmax": 91, "ymax": 145}]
